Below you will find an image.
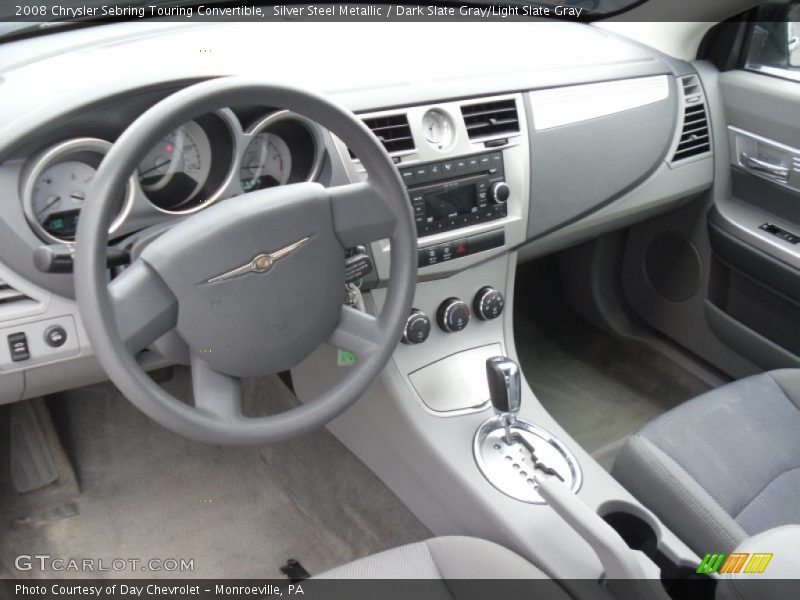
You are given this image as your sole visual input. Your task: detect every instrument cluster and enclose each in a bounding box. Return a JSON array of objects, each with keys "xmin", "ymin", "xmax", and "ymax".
[{"xmin": 21, "ymin": 109, "xmax": 325, "ymax": 243}]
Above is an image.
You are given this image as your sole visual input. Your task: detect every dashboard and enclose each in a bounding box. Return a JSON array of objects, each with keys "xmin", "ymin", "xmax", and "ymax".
[
  {"xmin": 21, "ymin": 108, "xmax": 324, "ymax": 244},
  {"xmin": 0, "ymin": 21, "xmax": 715, "ymax": 405}
]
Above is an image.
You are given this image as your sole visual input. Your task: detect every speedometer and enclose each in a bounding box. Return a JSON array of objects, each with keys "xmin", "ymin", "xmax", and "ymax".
[
  {"xmin": 239, "ymin": 133, "xmax": 292, "ymax": 191},
  {"xmin": 137, "ymin": 120, "xmax": 212, "ymax": 212}
]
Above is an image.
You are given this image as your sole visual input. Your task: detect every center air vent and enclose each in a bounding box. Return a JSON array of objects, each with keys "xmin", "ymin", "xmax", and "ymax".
[
  {"xmin": 672, "ymin": 75, "xmax": 711, "ymax": 162},
  {"xmin": 461, "ymin": 99, "xmax": 520, "ymax": 141},
  {"xmin": 0, "ymin": 278, "xmax": 37, "ymax": 313},
  {"xmin": 361, "ymin": 114, "xmax": 415, "ymax": 154}
]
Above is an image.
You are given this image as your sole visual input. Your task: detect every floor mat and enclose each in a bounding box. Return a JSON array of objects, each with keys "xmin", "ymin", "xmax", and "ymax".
[
  {"xmin": 0, "ymin": 369, "xmax": 430, "ymax": 579},
  {"xmin": 514, "ymin": 262, "xmax": 712, "ymax": 466}
]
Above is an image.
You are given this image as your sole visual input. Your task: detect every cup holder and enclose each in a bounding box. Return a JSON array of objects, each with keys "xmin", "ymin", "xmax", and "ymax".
[
  {"xmin": 603, "ymin": 511, "xmax": 658, "ymax": 554},
  {"xmin": 602, "ymin": 510, "xmax": 716, "ymax": 600}
]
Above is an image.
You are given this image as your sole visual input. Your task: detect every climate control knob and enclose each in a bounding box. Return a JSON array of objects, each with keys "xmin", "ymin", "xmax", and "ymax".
[
  {"xmin": 473, "ymin": 287, "xmax": 505, "ymax": 321},
  {"xmin": 437, "ymin": 298, "xmax": 470, "ymax": 333},
  {"xmin": 401, "ymin": 309, "xmax": 431, "ymax": 345},
  {"xmin": 490, "ymin": 181, "xmax": 510, "ymax": 205}
]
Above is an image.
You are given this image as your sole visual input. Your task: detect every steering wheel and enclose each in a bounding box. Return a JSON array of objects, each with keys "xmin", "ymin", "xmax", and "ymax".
[{"xmin": 74, "ymin": 78, "xmax": 416, "ymax": 445}]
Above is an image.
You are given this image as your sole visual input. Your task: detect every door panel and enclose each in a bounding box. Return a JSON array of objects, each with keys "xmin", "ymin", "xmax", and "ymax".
[
  {"xmin": 620, "ymin": 40, "xmax": 800, "ymax": 378},
  {"xmin": 715, "ymin": 69, "xmax": 800, "ymax": 268}
]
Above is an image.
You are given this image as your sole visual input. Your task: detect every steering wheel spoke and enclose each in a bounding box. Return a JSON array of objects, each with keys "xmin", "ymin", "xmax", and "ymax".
[
  {"xmin": 108, "ymin": 260, "xmax": 178, "ymax": 355},
  {"xmin": 190, "ymin": 352, "xmax": 243, "ymax": 422},
  {"xmin": 328, "ymin": 305, "xmax": 382, "ymax": 357},
  {"xmin": 329, "ymin": 181, "xmax": 399, "ymax": 247}
]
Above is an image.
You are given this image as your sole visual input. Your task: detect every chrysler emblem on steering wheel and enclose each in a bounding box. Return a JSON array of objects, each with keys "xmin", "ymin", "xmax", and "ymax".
[{"xmin": 206, "ymin": 237, "xmax": 310, "ymax": 284}]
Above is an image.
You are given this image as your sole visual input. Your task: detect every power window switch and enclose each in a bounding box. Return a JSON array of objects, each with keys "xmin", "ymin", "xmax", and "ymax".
[{"xmin": 8, "ymin": 332, "xmax": 30, "ymax": 362}]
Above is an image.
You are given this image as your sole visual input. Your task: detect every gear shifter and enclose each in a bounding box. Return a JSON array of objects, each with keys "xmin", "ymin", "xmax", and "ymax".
[
  {"xmin": 475, "ymin": 356, "xmax": 582, "ymax": 505},
  {"xmin": 486, "ymin": 356, "xmax": 521, "ymax": 444}
]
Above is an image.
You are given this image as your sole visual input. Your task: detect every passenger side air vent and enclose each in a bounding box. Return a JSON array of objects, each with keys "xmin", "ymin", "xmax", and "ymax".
[
  {"xmin": 361, "ymin": 114, "xmax": 415, "ymax": 154},
  {"xmin": 461, "ymin": 99, "xmax": 520, "ymax": 141},
  {"xmin": 672, "ymin": 75, "xmax": 711, "ymax": 163},
  {"xmin": 0, "ymin": 278, "xmax": 37, "ymax": 312}
]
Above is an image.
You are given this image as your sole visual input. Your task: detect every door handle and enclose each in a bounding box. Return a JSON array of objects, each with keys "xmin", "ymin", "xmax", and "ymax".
[{"xmin": 740, "ymin": 152, "xmax": 790, "ymax": 182}]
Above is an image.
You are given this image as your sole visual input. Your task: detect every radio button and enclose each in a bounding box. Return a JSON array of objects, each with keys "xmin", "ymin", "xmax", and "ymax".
[
  {"xmin": 490, "ymin": 182, "xmax": 510, "ymax": 204},
  {"xmin": 467, "ymin": 156, "xmax": 480, "ymax": 169}
]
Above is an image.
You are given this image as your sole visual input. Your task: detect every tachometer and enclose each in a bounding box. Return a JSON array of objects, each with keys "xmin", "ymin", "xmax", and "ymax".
[
  {"xmin": 239, "ymin": 132, "xmax": 292, "ymax": 191},
  {"xmin": 32, "ymin": 161, "xmax": 94, "ymax": 240},
  {"xmin": 22, "ymin": 138, "xmax": 134, "ymax": 243}
]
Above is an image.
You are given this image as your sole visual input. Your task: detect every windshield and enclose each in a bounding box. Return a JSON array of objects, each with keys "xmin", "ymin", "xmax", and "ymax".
[{"xmin": 0, "ymin": 0, "xmax": 648, "ymax": 42}]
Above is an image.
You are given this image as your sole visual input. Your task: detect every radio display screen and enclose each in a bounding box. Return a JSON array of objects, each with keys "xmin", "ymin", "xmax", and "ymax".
[{"xmin": 425, "ymin": 184, "xmax": 476, "ymax": 220}]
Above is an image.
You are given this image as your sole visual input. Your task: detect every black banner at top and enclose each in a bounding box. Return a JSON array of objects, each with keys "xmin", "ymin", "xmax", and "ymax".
[{"xmin": 0, "ymin": 1, "xmax": 795, "ymax": 24}]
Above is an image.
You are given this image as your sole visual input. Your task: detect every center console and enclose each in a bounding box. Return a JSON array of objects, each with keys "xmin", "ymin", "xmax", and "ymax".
[{"xmin": 295, "ymin": 93, "xmax": 701, "ymax": 595}]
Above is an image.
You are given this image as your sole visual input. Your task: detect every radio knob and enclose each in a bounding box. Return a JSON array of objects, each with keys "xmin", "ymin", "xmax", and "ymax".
[
  {"xmin": 401, "ymin": 309, "xmax": 431, "ymax": 345},
  {"xmin": 437, "ymin": 298, "xmax": 470, "ymax": 333},
  {"xmin": 474, "ymin": 287, "xmax": 505, "ymax": 321},
  {"xmin": 490, "ymin": 181, "xmax": 510, "ymax": 205}
]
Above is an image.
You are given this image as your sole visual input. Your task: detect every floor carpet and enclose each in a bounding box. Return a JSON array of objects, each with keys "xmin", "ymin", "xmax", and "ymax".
[
  {"xmin": 0, "ymin": 368, "xmax": 430, "ymax": 579},
  {"xmin": 514, "ymin": 261, "xmax": 712, "ymax": 470}
]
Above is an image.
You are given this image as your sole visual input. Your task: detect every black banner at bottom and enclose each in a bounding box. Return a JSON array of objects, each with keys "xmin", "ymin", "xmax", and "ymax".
[{"xmin": 4, "ymin": 578, "xmax": 800, "ymax": 600}]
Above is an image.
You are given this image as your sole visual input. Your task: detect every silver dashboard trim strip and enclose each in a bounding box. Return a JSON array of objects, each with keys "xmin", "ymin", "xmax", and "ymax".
[{"xmin": 529, "ymin": 75, "xmax": 670, "ymax": 131}]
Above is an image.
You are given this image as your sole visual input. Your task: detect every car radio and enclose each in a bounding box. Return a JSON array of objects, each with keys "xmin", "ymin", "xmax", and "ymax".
[{"xmin": 399, "ymin": 151, "xmax": 509, "ymax": 237}]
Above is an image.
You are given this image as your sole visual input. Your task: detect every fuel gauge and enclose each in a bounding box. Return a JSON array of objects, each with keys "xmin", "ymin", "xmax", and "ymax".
[{"xmin": 239, "ymin": 132, "xmax": 292, "ymax": 191}]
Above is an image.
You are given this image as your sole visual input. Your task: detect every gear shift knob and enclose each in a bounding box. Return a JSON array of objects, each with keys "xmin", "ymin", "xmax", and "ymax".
[{"xmin": 486, "ymin": 356, "xmax": 521, "ymax": 415}]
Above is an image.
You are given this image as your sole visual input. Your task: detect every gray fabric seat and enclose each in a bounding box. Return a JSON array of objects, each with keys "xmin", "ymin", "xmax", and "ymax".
[
  {"xmin": 613, "ymin": 369, "xmax": 800, "ymax": 554},
  {"xmin": 317, "ymin": 536, "xmax": 568, "ymax": 595}
]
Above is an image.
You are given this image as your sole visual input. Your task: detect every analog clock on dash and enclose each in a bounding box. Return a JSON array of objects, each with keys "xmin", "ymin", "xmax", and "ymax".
[{"xmin": 421, "ymin": 109, "xmax": 455, "ymax": 151}]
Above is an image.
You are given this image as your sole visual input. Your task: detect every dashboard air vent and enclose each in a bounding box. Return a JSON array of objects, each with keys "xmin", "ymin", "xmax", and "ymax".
[
  {"xmin": 0, "ymin": 278, "xmax": 37, "ymax": 312},
  {"xmin": 361, "ymin": 114, "xmax": 415, "ymax": 154},
  {"xmin": 672, "ymin": 75, "xmax": 711, "ymax": 162},
  {"xmin": 461, "ymin": 99, "xmax": 519, "ymax": 140}
]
